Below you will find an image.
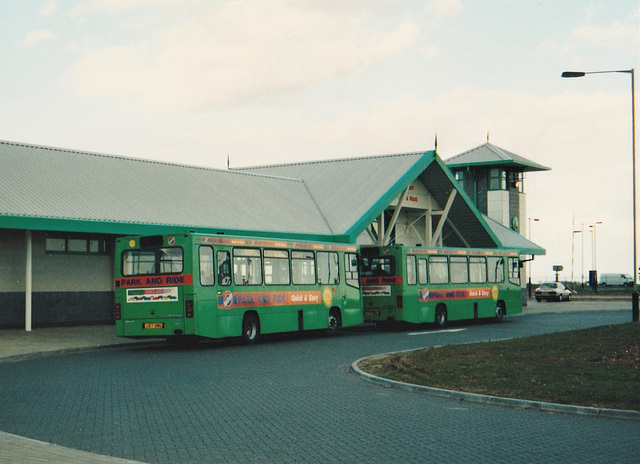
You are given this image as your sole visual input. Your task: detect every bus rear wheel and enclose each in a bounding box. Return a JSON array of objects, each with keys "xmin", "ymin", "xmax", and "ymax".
[
  {"xmin": 327, "ymin": 308, "xmax": 341, "ymax": 336},
  {"xmin": 435, "ymin": 306, "xmax": 447, "ymax": 328},
  {"xmin": 495, "ymin": 301, "xmax": 505, "ymax": 322},
  {"xmin": 242, "ymin": 313, "xmax": 260, "ymax": 344}
]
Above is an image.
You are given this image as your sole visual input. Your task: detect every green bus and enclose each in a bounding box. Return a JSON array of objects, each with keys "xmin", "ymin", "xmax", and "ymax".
[
  {"xmin": 360, "ymin": 245, "xmax": 522, "ymax": 327},
  {"xmin": 114, "ymin": 233, "xmax": 362, "ymax": 342}
]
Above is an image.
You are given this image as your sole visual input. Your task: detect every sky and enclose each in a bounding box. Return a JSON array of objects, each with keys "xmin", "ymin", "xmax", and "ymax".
[{"xmin": 1, "ymin": 0, "xmax": 638, "ymax": 283}]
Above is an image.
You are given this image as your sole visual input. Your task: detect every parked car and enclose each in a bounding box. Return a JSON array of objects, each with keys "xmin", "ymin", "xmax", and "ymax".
[{"xmin": 534, "ymin": 282, "xmax": 572, "ymax": 302}]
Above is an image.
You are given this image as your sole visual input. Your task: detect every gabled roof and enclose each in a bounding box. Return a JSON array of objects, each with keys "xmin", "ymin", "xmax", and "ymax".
[
  {"xmin": 0, "ymin": 140, "xmax": 332, "ymax": 239},
  {"xmin": 238, "ymin": 152, "xmax": 431, "ymax": 241},
  {"xmin": 483, "ymin": 215, "xmax": 546, "ymax": 255},
  {"xmin": 445, "ymin": 143, "xmax": 550, "ymax": 172},
  {"xmin": 240, "ymin": 152, "xmax": 501, "ymax": 248},
  {"xmin": 0, "ymin": 139, "xmax": 545, "ymax": 254}
]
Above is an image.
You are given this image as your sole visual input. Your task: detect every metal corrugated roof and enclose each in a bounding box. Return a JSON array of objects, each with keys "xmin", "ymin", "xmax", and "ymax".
[
  {"xmin": 238, "ymin": 152, "xmax": 430, "ymax": 238},
  {"xmin": 0, "ymin": 140, "xmax": 546, "ymax": 254},
  {"xmin": 0, "ymin": 140, "xmax": 332, "ymax": 237},
  {"xmin": 445, "ymin": 143, "xmax": 550, "ymax": 172},
  {"xmin": 483, "ymin": 215, "xmax": 546, "ymax": 255},
  {"xmin": 240, "ymin": 152, "xmax": 512, "ymax": 249}
]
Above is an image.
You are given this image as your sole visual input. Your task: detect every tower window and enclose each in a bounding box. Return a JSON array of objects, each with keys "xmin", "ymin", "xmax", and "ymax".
[{"xmin": 488, "ymin": 169, "xmax": 507, "ymax": 190}]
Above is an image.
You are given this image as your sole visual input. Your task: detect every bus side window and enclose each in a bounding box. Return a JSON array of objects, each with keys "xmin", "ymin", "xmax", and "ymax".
[
  {"xmin": 264, "ymin": 249, "xmax": 290, "ymax": 285},
  {"xmin": 199, "ymin": 246, "xmax": 214, "ymax": 286},
  {"xmin": 508, "ymin": 257, "xmax": 520, "ymax": 285},
  {"xmin": 233, "ymin": 248, "xmax": 262, "ymax": 286},
  {"xmin": 487, "ymin": 257, "xmax": 505, "ymax": 283},
  {"xmin": 469, "ymin": 257, "xmax": 487, "ymax": 283},
  {"xmin": 217, "ymin": 251, "xmax": 231, "ymax": 286},
  {"xmin": 344, "ymin": 253, "xmax": 359, "ymax": 288},
  {"xmin": 418, "ymin": 258, "xmax": 427, "ymax": 284},
  {"xmin": 292, "ymin": 251, "xmax": 316, "ymax": 285},
  {"xmin": 450, "ymin": 256, "xmax": 469, "ymax": 284},
  {"xmin": 429, "ymin": 256, "xmax": 448, "ymax": 284},
  {"xmin": 406, "ymin": 255, "xmax": 417, "ymax": 285},
  {"xmin": 318, "ymin": 251, "xmax": 339, "ymax": 285}
]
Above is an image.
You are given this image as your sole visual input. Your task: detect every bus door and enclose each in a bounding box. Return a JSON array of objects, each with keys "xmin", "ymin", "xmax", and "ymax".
[{"xmin": 195, "ymin": 245, "xmax": 218, "ymax": 338}]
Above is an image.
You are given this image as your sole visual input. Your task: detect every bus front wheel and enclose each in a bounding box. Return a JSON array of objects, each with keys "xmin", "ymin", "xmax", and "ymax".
[
  {"xmin": 435, "ymin": 306, "xmax": 447, "ymax": 328},
  {"xmin": 242, "ymin": 313, "xmax": 260, "ymax": 344}
]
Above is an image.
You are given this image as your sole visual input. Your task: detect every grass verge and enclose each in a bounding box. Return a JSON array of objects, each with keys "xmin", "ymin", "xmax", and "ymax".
[{"xmin": 358, "ymin": 323, "xmax": 640, "ymax": 411}]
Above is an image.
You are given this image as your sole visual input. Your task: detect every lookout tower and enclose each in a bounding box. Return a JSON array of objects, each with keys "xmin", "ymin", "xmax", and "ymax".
[{"xmin": 445, "ymin": 142, "xmax": 550, "ymax": 237}]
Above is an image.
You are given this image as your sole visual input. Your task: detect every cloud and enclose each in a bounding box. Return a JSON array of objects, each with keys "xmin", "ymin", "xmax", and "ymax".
[
  {"xmin": 571, "ymin": 7, "xmax": 640, "ymax": 53},
  {"xmin": 539, "ymin": 7, "xmax": 639, "ymax": 57},
  {"xmin": 40, "ymin": 1, "xmax": 59, "ymax": 17},
  {"xmin": 67, "ymin": 1, "xmax": 421, "ymax": 111},
  {"xmin": 67, "ymin": 0, "xmax": 174, "ymax": 20},
  {"xmin": 425, "ymin": 0, "xmax": 463, "ymax": 18},
  {"xmin": 16, "ymin": 30, "xmax": 56, "ymax": 49}
]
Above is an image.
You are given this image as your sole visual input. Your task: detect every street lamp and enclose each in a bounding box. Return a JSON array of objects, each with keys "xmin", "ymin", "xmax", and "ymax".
[
  {"xmin": 562, "ymin": 69, "xmax": 636, "ymax": 286},
  {"xmin": 571, "ymin": 227, "xmax": 581, "ymax": 286},
  {"xmin": 528, "ymin": 218, "xmax": 540, "ymax": 295},
  {"xmin": 589, "ymin": 221, "xmax": 603, "ymax": 270}
]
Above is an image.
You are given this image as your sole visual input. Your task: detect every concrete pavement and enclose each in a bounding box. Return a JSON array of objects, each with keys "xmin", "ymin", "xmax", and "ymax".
[
  {"xmin": 0, "ymin": 299, "xmax": 636, "ymax": 463},
  {"xmin": 0, "ymin": 324, "xmax": 154, "ymax": 463}
]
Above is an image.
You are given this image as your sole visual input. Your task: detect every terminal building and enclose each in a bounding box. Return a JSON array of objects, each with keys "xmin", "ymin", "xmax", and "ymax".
[{"xmin": 0, "ymin": 139, "xmax": 545, "ymax": 329}]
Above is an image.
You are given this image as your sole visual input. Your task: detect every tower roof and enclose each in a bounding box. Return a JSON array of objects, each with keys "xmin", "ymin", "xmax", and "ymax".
[{"xmin": 445, "ymin": 143, "xmax": 550, "ymax": 172}]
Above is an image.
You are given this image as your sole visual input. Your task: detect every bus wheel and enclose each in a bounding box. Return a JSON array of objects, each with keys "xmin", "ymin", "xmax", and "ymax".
[
  {"xmin": 495, "ymin": 301, "xmax": 505, "ymax": 322},
  {"xmin": 435, "ymin": 306, "xmax": 447, "ymax": 328},
  {"xmin": 242, "ymin": 313, "xmax": 260, "ymax": 344},
  {"xmin": 327, "ymin": 308, "xmax": 341, "ymax": 336}
]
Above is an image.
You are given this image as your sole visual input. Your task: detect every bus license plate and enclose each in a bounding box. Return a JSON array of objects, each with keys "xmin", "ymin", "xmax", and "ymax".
[
  {"xmin": 143, "ymin": 322, "xmax": 164, "ymax": 329},
  {"xmin": 364, "ymin": 311, "xmax": 380, "ymax": 317}
]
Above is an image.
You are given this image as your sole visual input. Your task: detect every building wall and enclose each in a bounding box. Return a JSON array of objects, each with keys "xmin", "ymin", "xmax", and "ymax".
[
  {"xmin": 0, "ymin": 229, "xmax": 114, "ymax": 328},
  {"xmin": 487, "ymin": 190, "xmax": 510, "ymax": 226}
]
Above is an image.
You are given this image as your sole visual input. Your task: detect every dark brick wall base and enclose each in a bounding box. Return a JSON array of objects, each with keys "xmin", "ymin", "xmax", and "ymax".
[{"xmin": 0, "ymin": 292, "xmax": 113, "ymax": 328}]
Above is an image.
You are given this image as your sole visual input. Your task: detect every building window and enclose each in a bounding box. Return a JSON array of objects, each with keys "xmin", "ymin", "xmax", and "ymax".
[
  {"xmin": 488, "ymin": 168, "xmax": 507, "ymax": 190},
  {"xmin": 45, "ymin": 233, "xmax": 108, "ymax": 255}
]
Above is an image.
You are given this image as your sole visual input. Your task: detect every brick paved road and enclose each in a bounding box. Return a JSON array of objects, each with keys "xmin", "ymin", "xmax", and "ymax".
[{"xmin": 0, "ymin": 311, "xmax": 637, "ymax": 463}]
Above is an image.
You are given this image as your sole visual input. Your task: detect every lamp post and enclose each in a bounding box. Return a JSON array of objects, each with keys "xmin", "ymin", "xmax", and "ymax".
[
  {"xmin": 561, "ymin": 69, "xmax": 636, "ymax": 286},
  {"xmin": 589, "ymin": 221, "xmax": 603, "ymax": 269},
  {"xmin": 571, "ymin": 227, "xmax": 581, "ymax": 286},
  {"xmin": 528, "ymin": 217, "xmax": 540, "ymax": 296}
]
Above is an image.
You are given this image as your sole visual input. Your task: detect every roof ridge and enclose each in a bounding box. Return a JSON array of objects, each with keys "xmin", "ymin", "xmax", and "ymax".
[
  {"xmin": 0, "ymin": 139, "xmax": 305, "ymax": 183},
  {"xmin": 236, "ymin": 150, "xmax": 430, "ymax": 170},
  {"xmin": 485, "ymin": 143, "xmax": 511, "ymax": 161}
]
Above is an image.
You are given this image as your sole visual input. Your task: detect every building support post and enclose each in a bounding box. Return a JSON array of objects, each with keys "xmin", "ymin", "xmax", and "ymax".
[
  {"xmin": 383, "ymin": 186, "xmax": 411, "ymax": 246},
  {"xmin": 25, "ymin": 229, "xmax": 32, "ymax": 332},
  {"xmin": 430, "ymin": 190, "xmax": 457, "ymax": 246}
]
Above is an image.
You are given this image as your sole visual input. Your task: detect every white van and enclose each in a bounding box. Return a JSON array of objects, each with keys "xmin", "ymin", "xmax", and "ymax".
[{"xmin": 599, "ymin": 273, "xmax": 634, "ymax": 286}]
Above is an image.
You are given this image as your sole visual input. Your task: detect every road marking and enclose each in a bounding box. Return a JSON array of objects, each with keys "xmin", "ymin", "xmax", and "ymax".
[{"xmin": 408, "ymin": 328, "xmax": 467, "ymax": 336}]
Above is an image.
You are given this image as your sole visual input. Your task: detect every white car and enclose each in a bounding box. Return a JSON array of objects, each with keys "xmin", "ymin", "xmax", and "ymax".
[{"xmin": 534, "ymin": 282, "xmax": 572, "ymax": 302}]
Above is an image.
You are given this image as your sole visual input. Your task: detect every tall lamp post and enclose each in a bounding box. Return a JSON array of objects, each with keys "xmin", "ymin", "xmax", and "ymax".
[
  {"xmin": 561, "ymin": 69, "xmax": 636, "ymax": 286},
  {"xmin": 589, "ymin": 221, "xmax": 603, "ymax": 270},
  {"xmin": 528, "ymin": 217, "xmax": 540, "ymax": 296}
]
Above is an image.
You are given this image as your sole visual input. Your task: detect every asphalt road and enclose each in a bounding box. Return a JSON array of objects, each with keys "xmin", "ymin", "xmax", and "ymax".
[{"xmin": 0, "ymin": 309, "xmax": 637, "ymax": 463}]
